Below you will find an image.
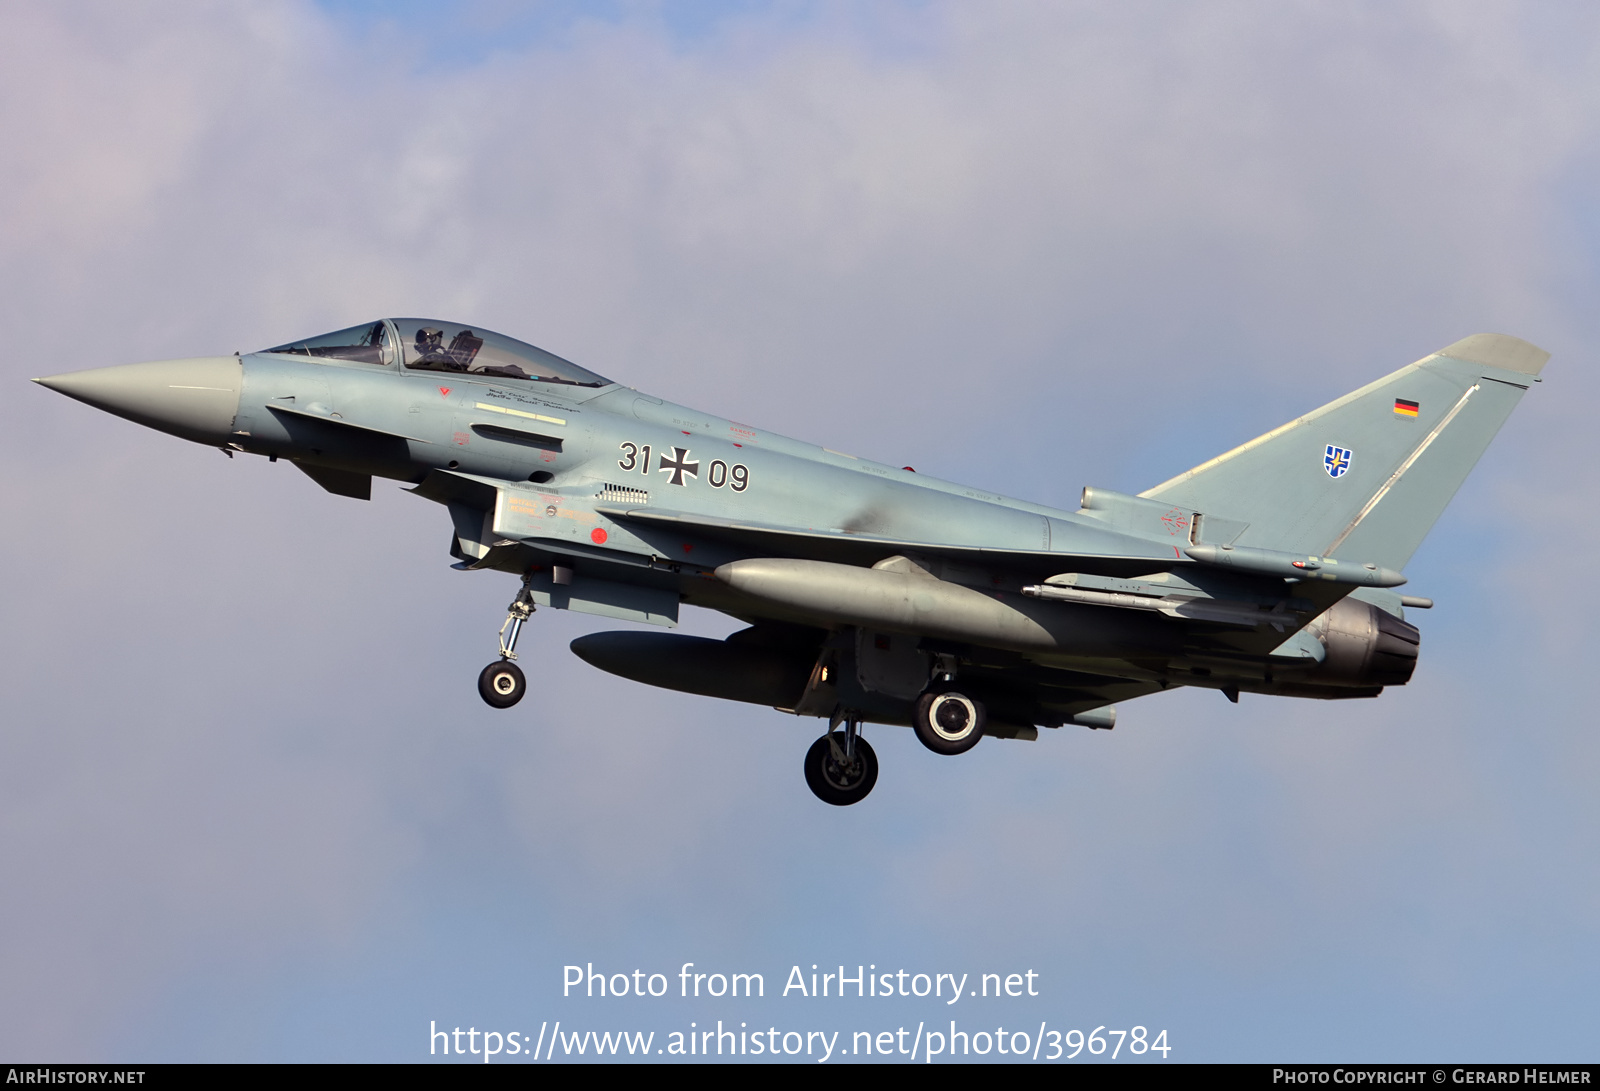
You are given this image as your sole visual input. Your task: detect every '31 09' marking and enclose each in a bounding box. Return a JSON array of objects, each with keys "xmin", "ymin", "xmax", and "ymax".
[{"xmin": 619, "ymin": 442, "xmax": 749, "ymax": 491}]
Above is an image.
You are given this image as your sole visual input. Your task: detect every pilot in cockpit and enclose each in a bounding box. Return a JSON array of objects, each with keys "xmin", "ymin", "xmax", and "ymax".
[{"xmin": 412, "ymin": 326, "xmax": 463, "ymax": 371}]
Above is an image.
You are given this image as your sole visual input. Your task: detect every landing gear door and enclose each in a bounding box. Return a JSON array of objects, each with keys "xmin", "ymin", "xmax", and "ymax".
[{"xmin": 855, "ymin": 629, "xmax": 929, "ymax": 700}]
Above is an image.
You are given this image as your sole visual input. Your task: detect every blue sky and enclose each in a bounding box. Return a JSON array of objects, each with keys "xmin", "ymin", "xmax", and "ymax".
[
  {"xmin": 315, "ymin": 0, "xmax": 799, "ymax": 62},
  {"xmin": 1, "ymin": 0, "xmax": 1597, "ymax": 1063}
]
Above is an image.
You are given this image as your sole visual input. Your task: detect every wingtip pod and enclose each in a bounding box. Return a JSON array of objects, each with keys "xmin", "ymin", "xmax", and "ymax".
[{"xmin": 1435, "ymin": 333, "xmax": 1550, "ymax": 376}]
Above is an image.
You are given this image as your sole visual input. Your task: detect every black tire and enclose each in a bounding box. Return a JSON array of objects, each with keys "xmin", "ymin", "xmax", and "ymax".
[
  {"xmin": 478, "ymin": 660, "xmax": 526, "ymax": 709},
  {"xmin": 803, "ymin": 733, "xmax": 878, "ymax": 806},
  {"xmin": 912, "ymin": 687, "xmax": 987, "ymax": 755}
]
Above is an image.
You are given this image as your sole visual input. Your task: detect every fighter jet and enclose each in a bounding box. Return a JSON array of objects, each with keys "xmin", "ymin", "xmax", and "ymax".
[{"xmin": 34, "ymin": 320, "xmax": 1548, "ymax": 804}]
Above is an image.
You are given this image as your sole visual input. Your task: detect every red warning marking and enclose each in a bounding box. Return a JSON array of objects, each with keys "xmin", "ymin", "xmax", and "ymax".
[
  {"xmin": 682, "ymin": 543, "xmax": 693, "ymax": 553},
  {"xmin": 682, "ymin": 430, "xmax": 691, "ymax": 435},
  {"xmin": 590, "ymin": 527, "xmax": 608, "ymax": 545},
  {"xmin": 438, "ymin": 386, "xmax": 451, "ymax": 396},
  {"xmin": 732, "ymin": 443, "xmax": 742, "ymax": 447},
  {"xmin": 902, "ymin": 466, "xmax": 917, "ymax": 472}
]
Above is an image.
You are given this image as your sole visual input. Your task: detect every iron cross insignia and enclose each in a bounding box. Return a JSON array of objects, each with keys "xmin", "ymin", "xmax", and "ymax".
[{"xmin": 658, "ymin": 446, "xmax": 700, "ymax": 486}]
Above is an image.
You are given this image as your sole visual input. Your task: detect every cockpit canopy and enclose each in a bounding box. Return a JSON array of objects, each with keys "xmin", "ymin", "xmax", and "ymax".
[{"xmin": 260, "ymin": 318, "xmax": 610, "ymax": 387}]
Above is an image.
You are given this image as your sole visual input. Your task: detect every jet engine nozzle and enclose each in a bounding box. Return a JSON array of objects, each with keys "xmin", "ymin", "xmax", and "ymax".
[
  {"xmin": 34, "ymin": 357, "xmax": 243, "ymax": 445},
  {"xmin": 1308, "ymin": 598, "xmax": 1420, "ymax": 688}
]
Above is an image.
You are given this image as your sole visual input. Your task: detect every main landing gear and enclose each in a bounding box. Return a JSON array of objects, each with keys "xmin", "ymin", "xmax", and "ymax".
[
  {"xmin": 911, "ymin": 656, "xmax": 987, "ymax": 756},
  {"xmin": 478, "ymin": 575, "xmax": 535, "ymax": 709},
  {"xmin": 912, "ymin": 688, "xmax": 987, "ymax": 754},
  {"xmin": 804, "ymin": 712, "xmax": 878, "ymax": 806},
  {"xmin": 802, "ymin": 660, "xmax": 989, "ymax": 805}
]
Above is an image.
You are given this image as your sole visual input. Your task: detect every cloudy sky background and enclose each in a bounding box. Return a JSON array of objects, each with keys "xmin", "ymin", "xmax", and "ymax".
[{"xmin": 2, "ymin": 0, "xmax": 1597, "ymax": 1061}]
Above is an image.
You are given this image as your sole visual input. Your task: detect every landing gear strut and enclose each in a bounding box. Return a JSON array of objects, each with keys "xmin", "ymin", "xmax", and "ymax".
[
  {"xmin": 804, "ymin": 712, "xmax": 878, "ymax": 806},
  {"xmin": 478, "ymin": 575, "xmax": 535, "ymax": 709}
]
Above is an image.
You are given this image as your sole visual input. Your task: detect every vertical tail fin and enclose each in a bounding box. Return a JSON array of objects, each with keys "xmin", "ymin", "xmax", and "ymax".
[{"xmin": 1141, "ymin": 334, "xmax": 1549, "ymax": 570}]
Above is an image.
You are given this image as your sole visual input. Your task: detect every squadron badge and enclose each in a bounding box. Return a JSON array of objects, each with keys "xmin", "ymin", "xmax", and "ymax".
[{"xmin": 1324, "ymin": 444, "xmax": 1353, "ymax": 478}]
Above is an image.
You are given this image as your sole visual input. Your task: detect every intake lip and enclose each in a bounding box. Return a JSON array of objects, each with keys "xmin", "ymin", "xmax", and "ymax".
[{"xmin": 34, "ymin": 357, "xmax": 244, "ymax": 444}]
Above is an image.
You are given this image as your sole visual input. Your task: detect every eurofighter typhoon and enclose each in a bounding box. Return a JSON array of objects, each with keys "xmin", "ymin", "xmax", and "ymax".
[{"xmin": 34, "ymin": 321, "xmax": 1548, "ymax": 804}]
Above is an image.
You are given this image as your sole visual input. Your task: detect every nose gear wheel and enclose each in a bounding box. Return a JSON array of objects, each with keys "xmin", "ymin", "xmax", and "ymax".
[{"xmin": 478, "ymin": 660, "xmax": 527, "ymax": 708}]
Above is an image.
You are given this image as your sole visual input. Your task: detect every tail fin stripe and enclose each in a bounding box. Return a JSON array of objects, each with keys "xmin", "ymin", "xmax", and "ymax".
[{"xmin": 1325, "ymin": 383, "xmax": 1478, "ymax": 555}]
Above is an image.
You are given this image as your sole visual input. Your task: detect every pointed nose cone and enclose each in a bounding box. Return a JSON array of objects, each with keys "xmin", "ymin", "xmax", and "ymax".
[{"xmin": 34, "ymin": 357, "xmax": 243, "ymax": 444}]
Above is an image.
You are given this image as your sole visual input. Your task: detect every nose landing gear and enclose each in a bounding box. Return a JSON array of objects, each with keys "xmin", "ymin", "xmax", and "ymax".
[
  {"xmin": 804, "ymin": 712, "xmax": 878, "ymax": 806},
  {"xmin": 478, "ymin": 575, "xmax": 536, "ymax": 709}
]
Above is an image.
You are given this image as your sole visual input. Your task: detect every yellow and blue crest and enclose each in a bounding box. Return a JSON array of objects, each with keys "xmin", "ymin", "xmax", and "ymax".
[{"xmin": 1324, "ymin": 444, "xmax": 1352, "ymax": 478}]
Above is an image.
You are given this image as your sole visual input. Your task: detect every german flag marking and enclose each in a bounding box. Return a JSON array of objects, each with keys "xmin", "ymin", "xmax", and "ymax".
[{"xmin": 1394, "ymin": 398, "xmax": 1419, "ymax": 418}]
